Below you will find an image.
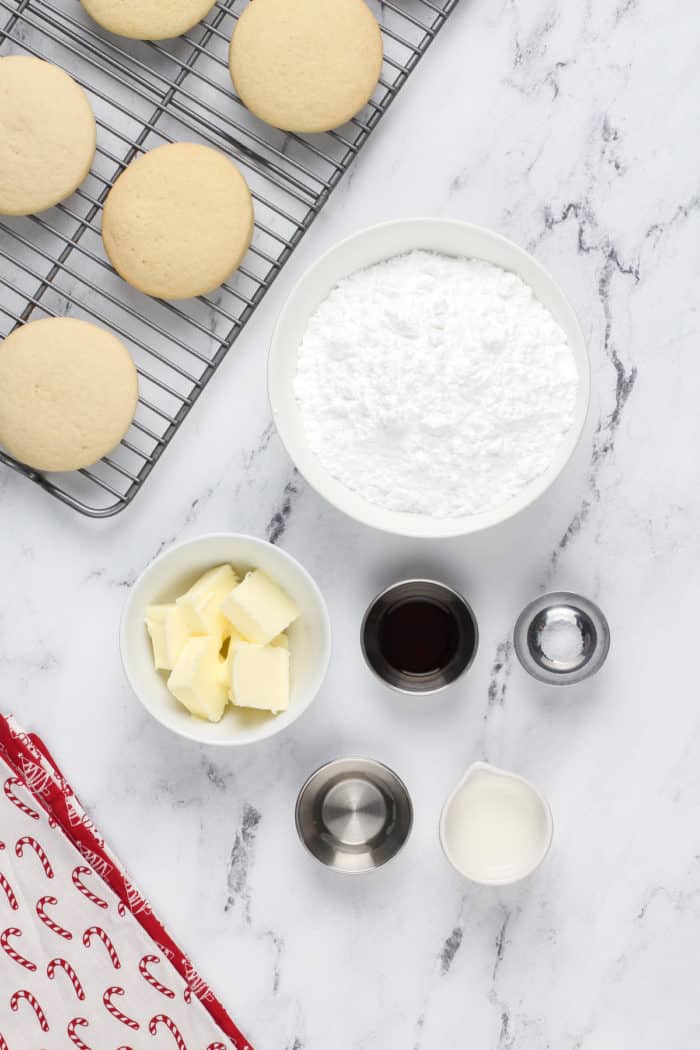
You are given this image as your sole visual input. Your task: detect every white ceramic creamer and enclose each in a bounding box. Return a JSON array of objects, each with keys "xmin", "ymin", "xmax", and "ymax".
[{"xmin": 439, "ymin": 762, "xmax": 553, "ymax": 885}]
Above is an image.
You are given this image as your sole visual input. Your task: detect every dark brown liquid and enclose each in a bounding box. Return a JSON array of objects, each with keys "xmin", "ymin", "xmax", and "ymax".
[{"xmin": 378, "ymin": 599, "xmax": 462, "ymax": 676}]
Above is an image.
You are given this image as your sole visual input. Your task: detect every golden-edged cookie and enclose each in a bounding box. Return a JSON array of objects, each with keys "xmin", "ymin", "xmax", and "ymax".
[
  {"xmin": 0, "ymin": 56, "xmax": 96, "ymax": 216},
  {"xmin": 229, "ymin": 0, "xmax": 383, "ymax": 134},
  {"xmin": 102, "ymin": 142, "xmax": 254, "ymax": 301},
  {"xmin": 80, "ymin": 0, "xmax": 216, "ymax": 40},
  {"xmin": 0, "ymin": 317, "xmax": 139, "ymax": 472}
]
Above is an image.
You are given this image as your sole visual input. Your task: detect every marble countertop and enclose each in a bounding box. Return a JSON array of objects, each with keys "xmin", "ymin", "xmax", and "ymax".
[{"xmin": 2, "ymin": 1, "xmax": 700, "ymax": 1047}]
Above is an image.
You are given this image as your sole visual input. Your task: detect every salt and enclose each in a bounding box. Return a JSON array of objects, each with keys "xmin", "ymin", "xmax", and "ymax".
[{"xmin": 538, "ymin": 619, "xmax": 584, "ymax": 663}]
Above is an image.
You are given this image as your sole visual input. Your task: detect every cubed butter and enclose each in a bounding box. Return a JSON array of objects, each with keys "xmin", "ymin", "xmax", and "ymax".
[
  {"xmin": 167, "ymin": 636, "xmax": 229, "ymax": 723},
  {"xmin": 230, "ymin": 642, "xmax": 290, "ymax": 713},
  {"xmin": 221, "ymin": 570, "xmax": 298, "ymax": 645},
  {"xmin": 145, "ymin": 604, "xmax": 191, "ymax": 671},
  {"xmin": 225, "ymin": 630, "xmax": 289, "ymax": 701},
  {"xmin": 145, "ymin": 605, "xmax": 169, "ymax": 670},
  {"xmin": 176, "ymin": 564, "xmax": 238, "ymax": 643},
  {"xmin": 223, "ymin": 625, "xmax": 247, "ymax": 689}
]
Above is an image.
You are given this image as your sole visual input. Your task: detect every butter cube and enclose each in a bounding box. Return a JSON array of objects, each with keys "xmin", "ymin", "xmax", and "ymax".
[
  {"xmin": 230, "ymin": 642, "xmax": 290, "ymax": 713},
  {"xmin": 145, "ymin": 605, "xmax": 169, "ymax": 670},
  {"xmin": 223, "ymin": 629, "xmax": 287, "ymax": 701},
  {"xmin": 167, "ymin": 636, "xmax": 229, "ymax": 723},
  {"xmin": 176, "ymin": 565, "xmax": 238, "ymax": 643},
  {"xmin": 223, "ymin": 626, "xmax": 247, "ymax": 689},
  {"xmin": 221, "ymin": 571, "xmax": 298, "ymax": 645},
  {"xmin": 145, "ymin": 604, "xmax": 191, "ymax": 671}
]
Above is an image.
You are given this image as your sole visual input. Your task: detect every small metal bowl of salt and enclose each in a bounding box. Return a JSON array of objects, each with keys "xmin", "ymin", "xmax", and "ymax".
[{"xmin": 513, "ymin": 592, "xmax": 610, "ymax": 685}]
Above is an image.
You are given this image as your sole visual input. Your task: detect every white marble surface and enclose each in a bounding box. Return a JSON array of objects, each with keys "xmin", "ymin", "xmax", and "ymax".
[{"xmin": 2, "ymin": 1, "xmax": 700, "ymax": 1047}]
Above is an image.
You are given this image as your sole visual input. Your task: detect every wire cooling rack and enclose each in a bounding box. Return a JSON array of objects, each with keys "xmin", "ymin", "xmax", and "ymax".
[{"xmin": 0, "ymin": 0, "xmax": 458, "ymax": 516}]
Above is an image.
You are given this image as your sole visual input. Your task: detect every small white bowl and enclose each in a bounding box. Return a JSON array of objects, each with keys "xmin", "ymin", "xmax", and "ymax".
[
  {"xmin": 439, "ymin": 762, "xmax": 554, "ymax": 886},
  {"xmin": 120, "ymin": 533, "xmax": 331, "ymax": 746},
  {"xmin": 268, "ymin": 218, "xmax": 590, "ymax": 539}
]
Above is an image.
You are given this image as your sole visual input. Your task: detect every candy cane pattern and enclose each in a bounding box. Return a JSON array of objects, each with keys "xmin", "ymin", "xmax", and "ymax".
[
  {"xmin": 139, "ymin": 955, "xmax": 176, "ymax": 999},
  {"xmin": 0, "ymin": 872, "xmax": 18, "ymax": 911},
  {"xmin": 148, "ymin": 1014, "xmax": 188, "ymax": 1049},
  {"xmin": 15, "ymin": 836, "xmax": 54, "ymax": 879},
  {"xmin": 72, "ymin": 866, "xmax": 109, "ymax": 910},
  {"xmin": 1, "ymin": 928, "xmax": 36, "ymax": 971},
  {"xmin": 3, "ymin": 777, "xmax": 39, "ymax": 820},
  {"xmin": 10, "ymin": 990, "xmax": 49, "ymax": 1032},
  {"xmin": 0, "ymin": 720, "xmax": 251, "ymax": 1050},
  {"xmin": 103, "ymin": 987, "xmax": 140, "ymax": 1031},
  {"xmin": 67, "ymin": 1017, "xmax": 92, "ymax": 1050},
  {"xmin": 83, "ymin": 925, "xmax": 121, "ymax": 968},
  {"xmin": 47, "ymin": 957, "xmax": 86, "ymax": 1000},
  {"xmin": 36, "ymin": 895, "xmax": 72, "ymax": 940}
]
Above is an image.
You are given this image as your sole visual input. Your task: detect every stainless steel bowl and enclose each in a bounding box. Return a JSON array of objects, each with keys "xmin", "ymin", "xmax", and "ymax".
[
  {"xmin": 295, "ymin": 758, "xmax": 413, "ymax": 873},
  {"xmin": 513, "ymin": 591, "xmax": 610, "ymax": 685},
  {"xmin": 361, "ymin": 579, "xmax": 479, "ymax": 695}
]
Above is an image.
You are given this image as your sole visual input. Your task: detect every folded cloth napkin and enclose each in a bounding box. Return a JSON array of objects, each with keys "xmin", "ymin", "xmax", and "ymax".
[{"xmin": 0, "ymin": 715, "xmax": 252, "ymax": 1050}]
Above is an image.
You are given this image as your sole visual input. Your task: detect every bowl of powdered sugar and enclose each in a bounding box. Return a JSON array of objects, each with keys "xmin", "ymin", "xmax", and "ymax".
[{"xmin": 268, "ymin": 219, "xmax": 589, "ymax": 538}]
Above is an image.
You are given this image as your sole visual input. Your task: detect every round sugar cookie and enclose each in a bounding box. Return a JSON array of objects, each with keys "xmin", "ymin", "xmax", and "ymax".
[
  {"xmin": 0, "ymin": 56, "xmax": 96, "ymax": 217},
  {"xmin": 102, "ymin": 143, "xmax": 254, "ymax": 301},
  {"xmin": 0, "ymin": 317, "xmax": 139, "ymax": 472},
  {"xmin": 229, "ymin": 0, "xmax": 383, "ymax": 134},
  {"xmin": 80, "ymin": 0, "xmax": 216, "ymax": 40}
]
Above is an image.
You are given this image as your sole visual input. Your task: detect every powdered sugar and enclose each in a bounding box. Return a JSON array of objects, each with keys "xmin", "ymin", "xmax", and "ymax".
[{"xmin": 293, "ymin": 250, "xmax": 579, "ymax": 518}]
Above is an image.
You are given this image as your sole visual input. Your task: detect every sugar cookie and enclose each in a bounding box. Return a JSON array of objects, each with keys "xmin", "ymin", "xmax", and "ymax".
[
  {"xmin": 80, "ymin": 0, "xmax": 216, "ymax": 40},
  {"xmin": 0, "ymin": 317, "xmax": 139, "ymax": 472},
  {"xmin": 0, "ymin": 56, "xmax": 96, "ymax": 216},
  {"xmin": 229, "ymin": 0, "xmax": 383, "ymax": 134},
  {"xmin": 102, "ymin": 143, "xmax": 254, "ymax": 300}
]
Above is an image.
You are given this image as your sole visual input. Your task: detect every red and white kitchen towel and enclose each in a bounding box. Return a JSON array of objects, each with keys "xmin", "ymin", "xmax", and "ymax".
[{"xmin": 0, "ymin": 714, "xmax": 252, "ymax": 1050}]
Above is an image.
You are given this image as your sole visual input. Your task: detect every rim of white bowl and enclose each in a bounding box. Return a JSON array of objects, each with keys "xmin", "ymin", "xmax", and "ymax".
[
  {"xmin": 268, "ymin": 218, "xmax": 591, "ymax": 539},
  {"xmin": 119, "ymin": 532, "xmax": 332, "ymax": 746},
  {"xmin": 438, "ymin": 761, "xmax": 554, "ymax": 886}
]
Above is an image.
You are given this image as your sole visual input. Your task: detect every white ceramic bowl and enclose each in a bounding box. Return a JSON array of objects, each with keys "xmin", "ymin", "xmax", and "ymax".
[
  {"xmin": 120, "ymin": 533, "xmax": 331, "ymax": 746},
  {"xmin": 268, "ymin": 218, "xmax": 590, "ymax": 539},
  {"xmin": 439, "ymin": 762, "xmax": 554, "ymax": 886}
]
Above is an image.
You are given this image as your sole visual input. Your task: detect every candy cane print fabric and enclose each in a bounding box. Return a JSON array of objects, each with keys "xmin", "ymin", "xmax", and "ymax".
[{"xmin": 0, "ymin": 715, "xmax": 252, "ymax": 1049}]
